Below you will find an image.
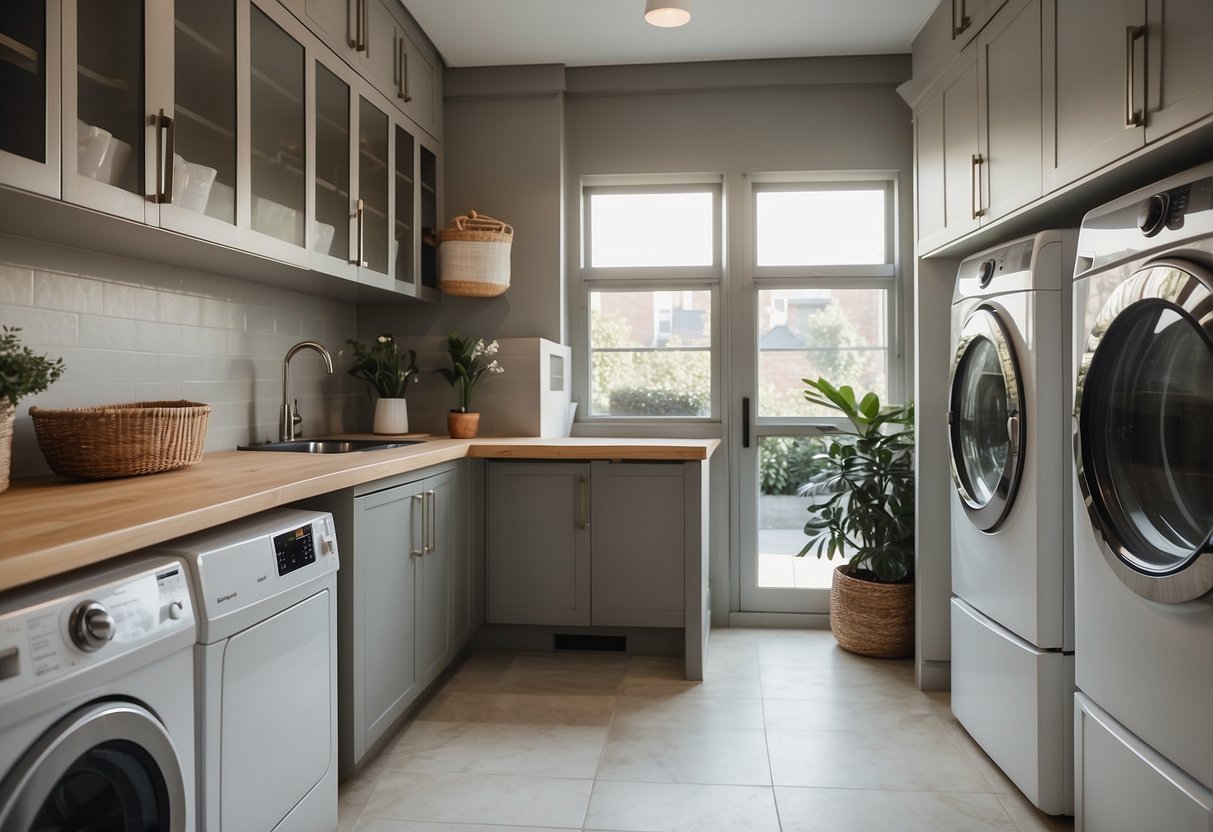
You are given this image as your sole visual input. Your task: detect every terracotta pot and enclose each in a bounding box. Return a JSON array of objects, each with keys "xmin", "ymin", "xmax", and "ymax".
[
  {"xmin": 447, "ymin": 410, "xmax": 480, "ymax": 439},
  {"xmin": 829, "ymin": 565, "xmax": 914, "ymax": 658},
  {"xmin": 373, "ymin": 397, "xmax": 409, "ymax": 434},
  {"xmin": 0, "ymin": 401, "xmax": 12, "ymax": 494}
]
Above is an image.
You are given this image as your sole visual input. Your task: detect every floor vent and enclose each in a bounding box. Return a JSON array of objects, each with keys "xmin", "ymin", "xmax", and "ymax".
[{"xmin": 554, "ymin": 633, "xmax": 626, "ymax": 652}]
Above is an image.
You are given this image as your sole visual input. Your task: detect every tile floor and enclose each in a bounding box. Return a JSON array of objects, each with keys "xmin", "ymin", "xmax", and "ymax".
[{"xmin": 338, "ymin": 628, "xmax": 1075, "ymax": 832}]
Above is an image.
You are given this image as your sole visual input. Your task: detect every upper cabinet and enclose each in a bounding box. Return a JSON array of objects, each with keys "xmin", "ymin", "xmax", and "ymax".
[
  {"xmin": 0, "ymin": 1, "xmax": 60, "ymax": 198},
  {"xmin": 1043, "ymin": 0, "xmax": 1213, "ymax": 191},
  {"xmin": 0, "ymin": 0, "xmax": 443, "ymax": 302}
]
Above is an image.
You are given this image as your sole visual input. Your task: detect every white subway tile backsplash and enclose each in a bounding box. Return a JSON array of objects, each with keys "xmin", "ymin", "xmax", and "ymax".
[
  {"xmin": 102, "ymin": 282, "xmax": 161, "ymax": 321},
  {"xmin": 0, "ymin": 264, "xmax": 34, "ymax": 305},
  {"xmin": 1, "ymin": 306, "xmax": 79, "ymax": 347},
  {"xmin": 32, "ymin": 272, "xmax": 104, "ymax": 314}
]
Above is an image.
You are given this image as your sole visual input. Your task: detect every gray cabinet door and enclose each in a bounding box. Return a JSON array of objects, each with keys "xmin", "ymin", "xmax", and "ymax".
[
  {"xmin": 916, "ymin": 46, "xmax": 981, "ymax": 252},
  {"xmin": 590, "ymin": 462, "xmax": 686, "ymax": 628},
  {"xmin": 486, "ymin": 461, "xmax": 591, "ymax": 626},
  {"xmin": 1144, "ymin": 0, "xmax": 1213, "ymax": 143},
  {"xmin": 417, "ymin": 466, "xmax": 461, "ymax": 687},
  {"xmin": 0, "ymin": 0, "xmax": 61, "ymax": 198},
  {"xmin": 1043, "ymin": 0, "xmax": 1144, "ymax": 190},
  {"xmin": 354, "ymin": 478, "xmax": 423, "ymax": 752},
  {"xmin": 977, "ymin": 0, "xmax": 1041, "ymax": 222}
]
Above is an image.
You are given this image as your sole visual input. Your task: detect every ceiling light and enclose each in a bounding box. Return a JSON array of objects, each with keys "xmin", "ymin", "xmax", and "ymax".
[{"xmin": 644, "ymin": 0, "xmax": 691, "ymax": 28}]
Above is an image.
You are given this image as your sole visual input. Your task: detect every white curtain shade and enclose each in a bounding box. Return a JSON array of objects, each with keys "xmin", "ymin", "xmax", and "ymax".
[{"xmin": 644, "ymin": 0, "xmax": 691, "ymax": 27}]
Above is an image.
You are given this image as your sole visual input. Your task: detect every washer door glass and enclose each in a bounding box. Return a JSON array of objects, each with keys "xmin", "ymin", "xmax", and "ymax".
[
  {"xmin": 1076, "ymin": 263, "xmax": 1213, "ymax": 601},
  {"xmin": 0, "ymin": 703, "xmax": 185, "ymax": 832},
  {"xmin": 949, "ymin": 305, "xmax": 1025, "ymax": 531}
]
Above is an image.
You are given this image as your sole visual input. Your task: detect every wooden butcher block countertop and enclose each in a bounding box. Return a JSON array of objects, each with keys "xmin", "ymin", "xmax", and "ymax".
[{"xmin": 0, "ymin": 436, "xmax": 719, "ymax": 593}]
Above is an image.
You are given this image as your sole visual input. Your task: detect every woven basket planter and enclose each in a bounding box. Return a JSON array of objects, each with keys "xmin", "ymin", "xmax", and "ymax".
[
  {"xmin": 830, "ymin": 565, "xmax": 915, "ymax": 658},
  {"xmin": 0, "ymin": 401, "xmax": 13, "ymax": 494},
  {"xmin": 30, "ymin": 400, "xmax": 210, "ymax": 480},
  {"xmin": 437, "ymin": 210, "xmax": 513, "ymax": 297}
]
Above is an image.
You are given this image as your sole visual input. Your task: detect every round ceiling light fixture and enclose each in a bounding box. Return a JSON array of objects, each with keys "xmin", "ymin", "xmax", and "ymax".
[{"xmin": 644, "ymin": 0, "xmax": 691, "ymax": 28}]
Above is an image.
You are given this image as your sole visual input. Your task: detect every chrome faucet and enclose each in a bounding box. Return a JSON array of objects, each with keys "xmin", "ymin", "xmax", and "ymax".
[{"xmin": 281, "ymin": 341, "xmax": 334, "ymax": 442}]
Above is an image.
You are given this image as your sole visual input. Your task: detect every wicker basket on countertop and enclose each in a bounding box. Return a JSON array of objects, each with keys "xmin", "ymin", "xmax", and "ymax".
[
  {"xmin": 30, "ymin": 400, "xmax": 211, "ymax": 480},
  {"xmin": 437, "ymin": 210, "xmax": 513, "ymax": 297}
]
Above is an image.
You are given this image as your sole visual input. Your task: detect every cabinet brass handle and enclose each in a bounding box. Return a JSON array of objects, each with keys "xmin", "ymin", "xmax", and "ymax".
[
  {"xmin": 352, "ymin": 199, "xmax": 367, "ymax": 267},
  {"xmin": 399, "ymin": 38, "xmax": 411, "ymax": 102},
  {"xmin": 1125, "ymin": 25, "xmax": 1143, "ymax": 128},
  {"xmin": 578, "ymin": 475, "xmax": 590, "ymax": 530},
  {"xmin": 156, "ymin": 109, "xmax": 176, "ymax": 204},
  {"xmin": 410, "ymin": 493, "xmax": 424, "ymax": 555},
  {"xmin": 970, "ymin": 153, "xmax": 984, "ymax": 219},
  {"xmin": 426, "ymin": 489, "xmax": 436, "ymax": 553}
]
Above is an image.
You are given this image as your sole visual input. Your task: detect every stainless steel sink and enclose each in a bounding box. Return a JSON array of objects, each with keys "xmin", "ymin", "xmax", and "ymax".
[{"xmin": 237, "ymin": 439, "xmax": 424, "ymax": 454}]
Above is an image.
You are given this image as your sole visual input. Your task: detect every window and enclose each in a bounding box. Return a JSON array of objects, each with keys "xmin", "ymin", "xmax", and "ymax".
[
  {"xmin": 752, "ymin": 179, "xmax": 897, "ymax": 417},
  {"xmin": 581, "ymin": 181, "xmax": 721, "ymax": 419}
]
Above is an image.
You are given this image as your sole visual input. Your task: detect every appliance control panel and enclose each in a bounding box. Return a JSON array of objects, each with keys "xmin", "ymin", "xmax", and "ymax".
[{"xmin": 0, "ymin": 559, "xmax": 195, "ymax": 705}]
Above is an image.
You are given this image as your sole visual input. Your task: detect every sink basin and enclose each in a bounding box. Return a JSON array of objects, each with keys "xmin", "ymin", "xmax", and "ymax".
[{"xmin": 238, "ymin": 439, "xmax": 425, "ymax": 454}]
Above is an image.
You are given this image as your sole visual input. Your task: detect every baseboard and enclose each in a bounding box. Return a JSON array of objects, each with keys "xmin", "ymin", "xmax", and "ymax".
[
  {"xmin": 470, "ymin": 623, "xmax": 684, "ymax": 656},
  {"xmin": 726, "ymin": 611, "xmax": 831, "ymax": 629}
]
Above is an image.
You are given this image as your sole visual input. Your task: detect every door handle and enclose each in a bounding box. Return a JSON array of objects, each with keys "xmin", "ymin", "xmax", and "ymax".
[
  {"xmin": 347, "ymin": 0, "xmax": 358, "ymax": 49},
  {"xmin": 953, "ymin": 0, "xmax": 971, "ymax": 38},
  {"xmin": 1125, "ymin": 25, "xmax": 1144, "ymax": 128},
  {"xmin": 1007, "ymin": 413, "xmax": 1020, "ymax": 456},
  {"xmin": 742, "ymin": 397, "xmax": 751, "ymax": 449},
  {"xmin": 970, "ymin": 154, "xmax": 984, "ymax": 219},
  {"xmin": 156, "ymin": 109, "xmax": 176, "ymax": 204},
  {"xmin": 351, "ymin": 199, "xmax": 367, "ymax": 267},
  {"xmin": 410, "ymin": 493, "xmax": 424, "ymax": 555},
  {"xmin": 577, "ymin": 474, "xmax": 590, "ymax": 530},
  {"xmin": 398, "ymin": 37, "xmax": 411, "ymax": 102},
  {"xmin": 426, "ymin": 489, "xmax": 436, "ymax": 553}
]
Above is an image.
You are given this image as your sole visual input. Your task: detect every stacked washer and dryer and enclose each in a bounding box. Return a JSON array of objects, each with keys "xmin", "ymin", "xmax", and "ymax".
[
  {"xmin": 948, "ymin": 229, "xmax": 1079, "ymax": 816},
  {"xmin": 1070, "ymin": 163, "xmax": 1213, "ymax": 829}
]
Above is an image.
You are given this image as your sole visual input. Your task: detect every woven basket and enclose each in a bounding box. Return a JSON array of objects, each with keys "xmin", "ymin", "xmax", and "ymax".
[
  {"xmin": 437, "ymin": 210, "xmax": 513, "ymax": 297},
  {"xmin": 0, "ymin": 401, "xmax": 13, "ymax": 494},
  {"xmin": 829, "ymin": 565, "xmax": 914, "ymax": 658},
  {"xmin": 30, "ymin": 400, "xmax": 211, "ymax": 480}
]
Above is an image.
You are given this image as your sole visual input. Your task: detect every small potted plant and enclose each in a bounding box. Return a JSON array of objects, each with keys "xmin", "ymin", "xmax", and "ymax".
[
  {"xmin": 345, "ymin": 333, "xmax": 419, "ymax": 435},
  {"xmin": 0, "ymin": 326, "xmax": 66, "ymax": 492},
  {"xmin": 797, "ymin": 377, "xmax": 915, "ymax": 658},
  {"xmin": 436, "ymin": 332, "xmax": 504, "ymax": 438}
]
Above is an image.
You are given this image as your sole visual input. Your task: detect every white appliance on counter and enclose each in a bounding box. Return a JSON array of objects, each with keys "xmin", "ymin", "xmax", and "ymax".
[
  {"xmin": 148, "ymin": 508, "xmax": 340, "ymax": 832},
  {"xmin": 1071, "ymin": 163, "xmax": 1213, "ymax": 830},
  {"xmin": 0, "ymin": 555, "xmax": 197, "ymax": 830},
  {"xmin": 948, "ymin": 229, "xmax": 1078, "ymax": 815}
]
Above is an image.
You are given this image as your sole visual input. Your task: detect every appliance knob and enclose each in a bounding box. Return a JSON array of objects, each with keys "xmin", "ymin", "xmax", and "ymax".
[
  {"xmin": 1137, "ymin": 193, "xmax": 1169, "ymax": 237},
  {"xmin": 168, "ymin": 599, "xmax": 185, "ymax": 620},
  {"xmin": 977, "ymin": 258, "xmax": 996, "ymax": 288},
  {"xmin": 70, "ymin": 601, "xmax": 115, "ymax": 652}
]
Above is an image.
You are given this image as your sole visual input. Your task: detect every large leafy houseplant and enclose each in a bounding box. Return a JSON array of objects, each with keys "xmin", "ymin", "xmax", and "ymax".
[{"xmin": 797, "ymin": 378, "xmax": 915, "ymax": 584}]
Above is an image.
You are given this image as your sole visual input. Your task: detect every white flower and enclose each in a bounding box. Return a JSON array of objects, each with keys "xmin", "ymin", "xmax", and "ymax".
[
  {"xmin": 377, "ymin": 335, "xmax": 390, "ymax": 344},
  {"xmin": 484, "ymin": 340, "xmax": 500, "ymax": 356},
  {"xmin": 487, "ymin": 360, "xmax": 504, "ymax": 374}
]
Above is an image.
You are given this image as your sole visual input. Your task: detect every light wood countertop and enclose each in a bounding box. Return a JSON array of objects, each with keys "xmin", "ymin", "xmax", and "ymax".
[{"xmin": 0, "ymin": 436, "xmax": 719, "ymax": 593}]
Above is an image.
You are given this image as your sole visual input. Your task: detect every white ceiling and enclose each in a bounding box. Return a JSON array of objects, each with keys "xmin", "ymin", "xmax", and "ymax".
[{"xmin": 401, "ymin": 0, "xmax": 937, "ymax": 68}]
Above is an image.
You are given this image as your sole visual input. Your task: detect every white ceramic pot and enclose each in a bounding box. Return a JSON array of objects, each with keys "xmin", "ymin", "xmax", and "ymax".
[{"xmin": 373, "ymin": 397, "xmax": 409, "ymax": 435}]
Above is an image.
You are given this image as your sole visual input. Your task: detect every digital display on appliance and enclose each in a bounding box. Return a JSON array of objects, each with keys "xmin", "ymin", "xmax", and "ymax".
[{"xmin": 273, "ymin": 525, "xmax": 316, "ymax": 577}]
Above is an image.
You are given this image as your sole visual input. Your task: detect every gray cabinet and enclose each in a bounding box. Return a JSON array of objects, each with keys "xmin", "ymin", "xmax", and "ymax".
[
  {"xmin": 0, "ymin": 0, "xmax": 60, "ymax": 198},
  {"xmin": 914, "ymin": 47, "xmax": 980, "ymax": 251},
  {"xmin": 486, "ymin": 461, "xmax": 685, "ymax": 630},
  {"xmin": 1043, "ymin": 0, "xmax": 1213, "ymax": 191},
  {"xmin": 300, "ymin": 460, "xmax": 472, "ymax": 776}
]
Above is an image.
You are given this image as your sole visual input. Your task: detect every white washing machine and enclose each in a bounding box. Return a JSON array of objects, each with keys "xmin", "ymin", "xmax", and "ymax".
[
  {"xmin": 0, "ymin": 555, "xmax": 196, "ymax": 830},
  {"xmin": 1071, "ymin": 162, "xmax": 1213, "ymax": 829},
  {"xmin": 948, "ymin": 229, "xmax": 1078, "ymax": 815},
  {"xmin": 150, "ymin": 508, "xmax": 340, "ymax": 832}
]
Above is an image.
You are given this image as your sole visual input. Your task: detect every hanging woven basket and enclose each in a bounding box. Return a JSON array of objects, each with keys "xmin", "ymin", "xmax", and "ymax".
[{"xmin": 437, "ymin": 210, "xmax": 513, "ymax": 297}]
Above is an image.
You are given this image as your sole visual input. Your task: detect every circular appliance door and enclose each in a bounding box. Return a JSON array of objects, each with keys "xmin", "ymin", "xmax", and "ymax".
[
  {"xmin": 948, "ymin": 303, "xmax": 1026, "ymax": 531},
  {"xmin": 1075, "ymin": 260, "xmax": 1213, "ymax": 603},
  {"xmin": 0, "ymin": 702, "xmax": 187, "ymax": 832}
]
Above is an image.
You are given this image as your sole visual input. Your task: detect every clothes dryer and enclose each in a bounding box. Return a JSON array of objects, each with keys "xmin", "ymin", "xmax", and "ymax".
[
  {"xmin": 1071, "ymin": 162, "xmax": 1213, "ymax": 829},
  {"xmin": 948, "ymin": 229, "xmax": 1078, "ymax": 815},
  {"xmin": 0, "ymin": 555, "xmax": 196, "ymax": 831}
]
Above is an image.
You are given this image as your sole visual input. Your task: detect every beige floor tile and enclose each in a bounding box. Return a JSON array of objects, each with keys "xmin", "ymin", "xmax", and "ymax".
[
  {"xmin": 362, "ymin": 770, "xmax": 592, "ymax": 827},
  {"xmin": 776, "ymin": 786, "xmax": 1019, "ymax": 832},
  {"xmin": 354, "ymin": 821, "xmax": 577, "ymax": 832},
  {"xmin": 996, "ymin": 791, "xmax": 1076, "ymax": 831},
  {"xmin": 625, "ymin": 655, "xmax": 688, "ymax": 679},
  {"xmin": 943, "ymin": 720, "xmax": 1023, "ymax": 794},
  {"xmin": 584, "ymin": 780, "xmax": 781, "ymax": 832},
  {"xmin": 416, "ymin": 690, "xmax": 617, "ymax": 726},
  {"xmin": 382, "ymin": 721, "xmax": 608, "ymax": 778},
  {"xmin": 762, "ymin": 696, "xmax": 951, "ymax": 734},
  {"xmin": 338, "ymin": 802, "xmax": 363, "ymax": 832},
  {"xmin": 758, "ymin": 662, "xmax": 927, "ymax": 703},
  {"xmin": 767, "ymin": 727, "xmax": 991, "ymax": 792},
  {"xmin": 614, "ymin": 693, "xmax": 766, "ymax": 730},
  {"xmin": 620, "ymin": 672, "xmax": 762, "ymax": 699},
  {"xmin": 597, "ymin": 724, "xmax": 771, "ymax": 786}
]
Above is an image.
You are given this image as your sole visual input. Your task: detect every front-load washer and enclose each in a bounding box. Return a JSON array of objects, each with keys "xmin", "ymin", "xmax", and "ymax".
[
  {"xmin": 1071, "ymin": 162, "xmax": 1213, "ymax": 829},
  {"xmin": 948, "ymin": 229, "xmax": 1079, "ymax": 815},
  {"xmin": 149, "ymin": 508, "xmax": 340, "ymax": 832},
  {"xmin": 0, "ymin": 555, "xmax": 196, "ymax": 831}
]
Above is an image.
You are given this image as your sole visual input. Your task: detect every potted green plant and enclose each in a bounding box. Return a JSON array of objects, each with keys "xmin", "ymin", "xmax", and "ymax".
[
  {"xmin": 345, "ymin": 334, "xmax": 419, "ymax": 435},
  {"xmin": 436, "ymin": 332, "xmax": 504, "ymax": 438},
  {"xmin": 797, "ymin": 377, "xmax": 915, "ymax": 658},
  {"xmin": 0, "ymin": 326, "xmax": 66, "ymax": 493}
]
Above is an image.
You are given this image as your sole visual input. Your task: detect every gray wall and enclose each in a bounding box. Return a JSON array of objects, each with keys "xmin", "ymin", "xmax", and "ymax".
[{"xmin": 0, "ymin": 237, "xmax": 361, "ymax": 478}]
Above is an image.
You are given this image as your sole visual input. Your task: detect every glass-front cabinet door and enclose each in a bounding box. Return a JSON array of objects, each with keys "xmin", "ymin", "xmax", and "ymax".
[
  {"xmin": 0, "ymin": 0, "xmax": 60, "ymax": 197},
  {"xmin": 394, "ymin": 123, "xmax": 416, "ymax": 291},
  {"xmin": 356, "ymin": 92, "xmax": 391, "ymax": 283},
  {"xmin": 61, "ymin": 0, "xmax": 156, "ymax": 222},
  {"xmin": 313, "ymin": 55, "xmax": 356, "ymax": 278},
  {"xmin": 419, "ymin": 140, "xmax": 439, "ymax": 295}
]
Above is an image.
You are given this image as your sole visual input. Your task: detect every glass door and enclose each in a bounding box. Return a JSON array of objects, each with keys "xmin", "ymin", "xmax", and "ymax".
[
  {"xmin": 0, "ymin": 1, "xmax": 60, "ymax": 197},
  {"xmin": 312, "ymin": 55, "xmax": 356, "ymax": 278},
  {"xmin": 419, "ymin": 141, "xmax": 438, "ymax": 293},
  {"xmin": 62, "ymin": 0, "xmax": 155, "ymax": 222},
  {"xmin": 393, "ymin": 122, "xmax": 416, "ymax": 290},
  {"xmin": 356, "ymin": 92, "xmax": 390, "ymax": 283}
]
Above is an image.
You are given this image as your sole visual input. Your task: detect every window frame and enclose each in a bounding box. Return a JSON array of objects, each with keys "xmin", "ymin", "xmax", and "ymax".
[{"xmin": 577, "ymin": 177, "xmax": 724, "ymax": 422}]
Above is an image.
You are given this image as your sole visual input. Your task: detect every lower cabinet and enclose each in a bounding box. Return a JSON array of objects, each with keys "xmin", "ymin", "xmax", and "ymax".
[
  {"xmin": 486, "ymin": 460, "xmax": 686, "ymax": 629},
  {"xmin": 300, "ymin": 459, "xmax": 474, "ymax": 776}
]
